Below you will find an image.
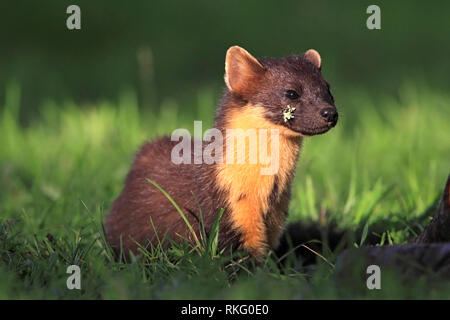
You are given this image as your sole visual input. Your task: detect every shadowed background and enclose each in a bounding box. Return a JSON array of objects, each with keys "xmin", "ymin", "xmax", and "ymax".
[{"xmin": 0, "ymin": 0, "xmax": 449, "ymax": 119}]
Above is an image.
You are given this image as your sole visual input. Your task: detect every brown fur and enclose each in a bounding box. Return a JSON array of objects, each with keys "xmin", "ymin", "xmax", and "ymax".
[{"xmin": 105, "ymin": 46, "xmax": 338, "ymax": 259}]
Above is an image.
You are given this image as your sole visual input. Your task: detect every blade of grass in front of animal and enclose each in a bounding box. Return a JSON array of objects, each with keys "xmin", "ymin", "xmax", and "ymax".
[
  {"xmin": 207, "ymin": 208, "xmax": 224, "ymax": 257},
  {"xmin": 191, "ymin": 191, "xmax": 207, "ymax": 247},
  {"xmin": 146, "ymin": 178, "xmax": 201, "ymax": 249}
]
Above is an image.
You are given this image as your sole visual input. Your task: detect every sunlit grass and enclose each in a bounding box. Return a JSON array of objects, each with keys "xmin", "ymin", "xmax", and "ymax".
[{"xmin": 0, "ymin": 82, "xmax": 449, "ymax": 299}]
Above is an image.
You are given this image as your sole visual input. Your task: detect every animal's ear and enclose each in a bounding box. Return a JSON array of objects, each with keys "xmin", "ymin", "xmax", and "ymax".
[
  {"xmin": 304, "ymin": 49, "xmax": 322, "ymax": 70},
  {"xmin": 224, "ymin": 46, "xmax": 265, "ymax": 96}
]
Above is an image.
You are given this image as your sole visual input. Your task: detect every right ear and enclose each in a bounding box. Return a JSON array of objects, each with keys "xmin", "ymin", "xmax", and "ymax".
[
  {"xmin": 224, "ymin": 46, "xmax": 265, "ymax": 96},
  {"xmin": 304, "ymin": 49, "xmax": 322, "ymax": 70}
]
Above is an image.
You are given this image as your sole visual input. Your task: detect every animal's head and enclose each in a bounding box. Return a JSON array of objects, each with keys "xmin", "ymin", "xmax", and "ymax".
[{"xmin": 224, "ymin": 46, "xmax": 338, "ymax": 136}]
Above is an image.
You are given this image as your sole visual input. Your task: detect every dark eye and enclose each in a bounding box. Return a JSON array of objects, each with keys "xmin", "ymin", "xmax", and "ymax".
[{"xmin": 285, "ymin": 90, "xmax": 300, "ymax": 100}]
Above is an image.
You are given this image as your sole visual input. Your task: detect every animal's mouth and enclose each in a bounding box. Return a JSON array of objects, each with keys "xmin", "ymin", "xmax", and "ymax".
[{"xmin": 297, "ymin": 123, "xmax": 336, "ymax": 136}]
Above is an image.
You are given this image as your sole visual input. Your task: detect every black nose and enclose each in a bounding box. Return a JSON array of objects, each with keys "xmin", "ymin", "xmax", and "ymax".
[{"xmin": 320, "ymin": 107, "xmax": 338, "ymax": 123}]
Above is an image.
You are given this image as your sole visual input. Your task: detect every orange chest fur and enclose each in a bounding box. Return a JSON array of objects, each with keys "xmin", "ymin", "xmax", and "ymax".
[{"xmin": 215, "ymin": 105, "xmax": 302, "ymax": 253}]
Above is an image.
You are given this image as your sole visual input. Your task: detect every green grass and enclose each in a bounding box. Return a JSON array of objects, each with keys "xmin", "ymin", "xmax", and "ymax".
[{"xmin": 0, "ymin": 81, "xmax": 449, "ymax": 299}]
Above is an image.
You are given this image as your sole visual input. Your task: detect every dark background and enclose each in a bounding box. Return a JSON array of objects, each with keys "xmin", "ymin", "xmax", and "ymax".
[{"xmin": 0, "ymin": 0, "xmax": 449, "ymax": 120}]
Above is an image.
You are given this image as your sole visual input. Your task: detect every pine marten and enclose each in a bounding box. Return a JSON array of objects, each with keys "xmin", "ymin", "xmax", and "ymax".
[{"xmin": 105, "ymin": 46, "xmax": 338, "ymax": 259}]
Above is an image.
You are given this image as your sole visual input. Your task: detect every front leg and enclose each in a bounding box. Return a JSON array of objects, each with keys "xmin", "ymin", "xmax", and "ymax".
[{"xmin": 230, "ymin": 195, "xmax": 268, "ymax": 258}]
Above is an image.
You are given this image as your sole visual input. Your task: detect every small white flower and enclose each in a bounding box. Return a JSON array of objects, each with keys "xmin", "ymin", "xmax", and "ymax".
[{"xmin": 283, "ymin": 105, "xmax": 296, "ymax": 122}]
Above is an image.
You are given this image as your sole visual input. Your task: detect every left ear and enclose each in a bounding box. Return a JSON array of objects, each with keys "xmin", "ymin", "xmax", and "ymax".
[
  {"xmin": 224, "ymin": 46, "xmax": 265, "ymax": 96},
  {"xmin": 304, "ymin": 49, "xmax": 321, "ymax": 70}
]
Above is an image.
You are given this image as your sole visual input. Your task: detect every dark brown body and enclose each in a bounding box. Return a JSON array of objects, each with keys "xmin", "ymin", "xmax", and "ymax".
[{"xmin": 105, "ymin": 137, "xmax": 240, "ymax": 254}]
